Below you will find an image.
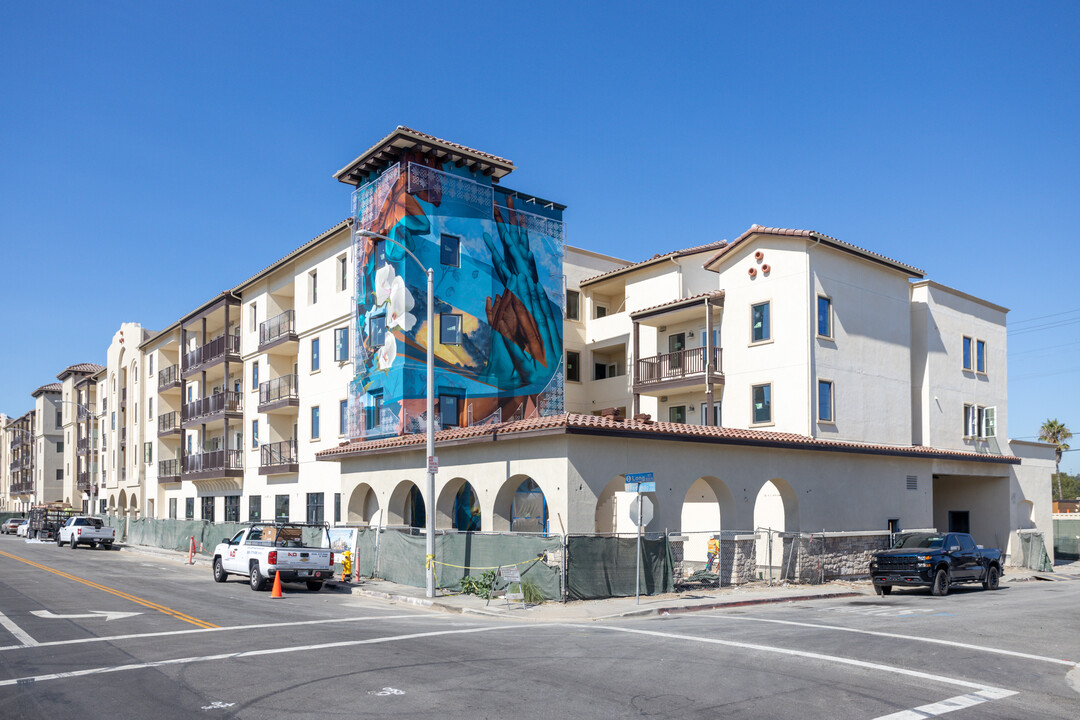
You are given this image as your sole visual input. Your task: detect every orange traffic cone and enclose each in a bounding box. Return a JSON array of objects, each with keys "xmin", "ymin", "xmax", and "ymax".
[{"xmin": 270, "ymin": 572, "xmax": 283, "ymax": 598}]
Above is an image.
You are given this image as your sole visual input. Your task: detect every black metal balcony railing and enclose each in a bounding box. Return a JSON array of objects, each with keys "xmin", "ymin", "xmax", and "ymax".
[
  {"xmin": 120, "ymin": 427, "xmax": 127, "ymax": 445},
  {"xmin": 158, "ymin": 364, "xmax": 179, "ymax": 389},
  {"xmin": 77, "ymin": 437, "xmax": 90, "ymax": 454},
  {"xmin": 158, "ymin": 411, "xmax": 180, "ymax": 433},
  {"xmin": 182, "ymin": 449, "xmax": 243, "ymax": 475},
  {"xmin": 77, "ymin": 471, "xmax": 92, "ymax": 492},
  {"xmin": 158, "ymin": 458, "xmax": 180, "ymax": 479},
  {"xmin": 78, "ymin": 404, "xmax": 90, "ymax": 421},
  {"xmin": 259, "ymin": 309, "xmax": 296, "ymax": 346},
  {"xmin": 12, "ymin": 480, "xmax": 34, "ymax": 494},
  {"xmin": 259, "ymin": 375, "xmax": 299, "ymax": 406},
  {"xmin": 261, "ymin": 439, "xmax": 298, "ymax": 468},
  {"xmin": 183, "ymin": 334, "xmax": 241, "ymax": 371},
  {"xmin": 182, "ymin": 391, "xmax": 242, "ymax": 422},
  {"xmin": 635, "ymin": 346, "xmax": 723, "ymax": 386}
]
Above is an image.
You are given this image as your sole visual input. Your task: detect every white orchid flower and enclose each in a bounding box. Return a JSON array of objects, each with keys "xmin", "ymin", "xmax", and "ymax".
[
  {"xmin": 374, "ymin": 263, "xmax": 396, "ymax": 306},
  {"xmin": 377, "ymin": 331, "xmax": 397, "ymax": 370},
  {"xmin": 386, "ymin": 275, "xmax": 416, "ymax": 332}
]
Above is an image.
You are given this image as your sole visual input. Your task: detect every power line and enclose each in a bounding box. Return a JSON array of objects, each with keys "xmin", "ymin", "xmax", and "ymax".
[
  {"xmin": 1010, "ymin": 307, "xmax": 1080, "ymax": 326},
  {"xmin": 1008, "ymin": 317, "xmax": 1080, "ymax": 336}
]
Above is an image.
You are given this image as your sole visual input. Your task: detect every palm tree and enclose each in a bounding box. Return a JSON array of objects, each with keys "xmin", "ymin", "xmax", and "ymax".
[{"xmin": 1039, "ymin": 419, "xmax": 1072, "ymax": 500}]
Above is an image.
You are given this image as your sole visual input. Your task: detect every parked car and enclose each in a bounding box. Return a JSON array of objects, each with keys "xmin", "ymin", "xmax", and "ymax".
[
  {"xmin": 57, "ymin": 516, "xmax": 116, "ymax": 550},
  {"xmin": 15, "ymin": 520, "xmax": 30, "ymax": 538},
  {"xmin": 870, "ymin": 532, "xmax": 1003, "ymax": 596},
  {"xmin": 1, "ymin": 518, "xmax": 22, "ymax": 534},
  {"xmin": 212, "ymin": 522, "xmax": 334, "ymax": 592}
]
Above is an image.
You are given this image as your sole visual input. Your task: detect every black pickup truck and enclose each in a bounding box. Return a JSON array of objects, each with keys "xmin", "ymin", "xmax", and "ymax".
[{"xmin": 870, "ymin": 532, "xmax": 1003, "ymax": 596}]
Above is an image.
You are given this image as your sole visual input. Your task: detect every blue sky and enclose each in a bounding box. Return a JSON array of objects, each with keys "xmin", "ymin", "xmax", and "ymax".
[{"xmin": 2, "ymin": 2, "xmax": 1078, "ymax": 470}]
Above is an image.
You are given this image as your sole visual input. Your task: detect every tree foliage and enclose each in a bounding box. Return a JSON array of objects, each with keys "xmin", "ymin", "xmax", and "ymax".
[
  {"xmin": 1052, "ymin": 473, "xmax": 1080, "ymax": 501},
  {"xmin": 1039, "ymin": 419, "xmax": 1072, "ymax": 499}
]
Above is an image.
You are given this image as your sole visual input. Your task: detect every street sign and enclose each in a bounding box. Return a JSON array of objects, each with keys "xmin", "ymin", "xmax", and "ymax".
[
  {"xmin": 629, "ymin": 495, "xmax": 654, "ymax": 527},
  {"xmin": 625, "ymin": 472, "xmax": 655, "ymax": 492},
  {"xmin": 427, "ymin": 456, "xmax": 438, "ymax": 473}
]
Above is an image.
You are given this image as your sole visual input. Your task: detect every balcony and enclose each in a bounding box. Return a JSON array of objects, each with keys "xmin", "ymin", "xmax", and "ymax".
[
  {"xmin": 182, "ymin": 449, "xmax": 243, "ymax": 483},
  {"xmin": 157, "ymin": 411, "xmax": 181, "ymax": 437},
  {"xmin": 120, "ymin": 427, "xmax": 127, "ymax": 448},
  {"xmin": 77, "ymin": 471, "xmax": 92, "ymax": 492},
  {"xmin": 260, "ymin": 439, "xmax": 298, "ymax": 475},
  {"xmin": 12, "ymin": 433, "xmax": 31, "ymax": 449},
  {"xmin": 77, "ymin": 404, "xmax": 91, "ymax": 421},
  {"xmin": 121, "ymin": 387, "xmax": 127, "ymax": 409},
  {"xmin": 158, "ymin": 458, "xmax": 180, "ymax": 483},
  {"xmin": 11, "ymin": 480, "xmax": 34, "ymax": 495},
  {"xmin": 182, "ymin": 333, "xmax": 241, "ymax": 376},
  {"xmin": 259, "ymin": 310, "xmax": 298, "ymax": 352},
  {"xmin": 77, "ymin": 437, "xmax": 91, "ymax": 455},
  {"xmin": 182, "ymin": 391, "xmax": 243, "ymax": 427},
  {"xmin": 633, "ymin": 346, "xmax": 724, "ymax": 394},
  {"xmin": 258, "ymin": 375, "xmax": 299, "ymax": 413},
  {"xmin": 158, "ymin": 364, "xmax": 180, "ymax": 391}
]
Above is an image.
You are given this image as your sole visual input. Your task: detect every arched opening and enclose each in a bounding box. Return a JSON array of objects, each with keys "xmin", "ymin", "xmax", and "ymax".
[
  {"xmin": 753, "ymin": 478, "xmax": 799, "ymax": 577},
  {"xmin": 129, "ymin": 494, "xmax": 139, "ymax": 517},
  {"xmin": 493, "ymin": 475, "xmax": 549, "ymax": 533},
  {"xmin": 405, "ymin": 486, "xmax": 426, "ymax": 530},
  {"xmin": 347, "ymin": 483, "xmax": 379, "ymax": 524},
  {"xmin": 681, "ymin": 476, "xmax": 736, "ymax": 564},
  {"xmin": 594, "ymin": 475, "xmax": 658, "ymax": 534},
  {"xmin": 118, "ymin": 490, "xmax": 127, "ymax": 517},
  {"xmin": 108, "ymin": 495, "xmax": 116, "ymax": 514},
  {"xmin": 437, "ymin": 479, "xmax": 481, "ymax": 532},
  {"xmin": 1017, "ymin": 499, "xmax": 1034, "ymax": 530}
]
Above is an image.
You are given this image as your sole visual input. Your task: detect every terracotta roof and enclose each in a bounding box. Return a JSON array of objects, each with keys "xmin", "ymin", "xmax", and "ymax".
[
  {"xmin": 630, "ymin": 290, "xmax": 725, "ymax": 319},
  {"xmin": 703, "ymin": 225, "xmax": 924, "ymax": 277},
  {"xmin": 580, "ymin": 240, "xmax": 729, "ymax": 287},
  {"xmin": 317, "ymin": 412, "xmax": 1018, "ymax": 465},
  {"xmin": 56, "ymin": 363, "xmax": 105, "ymax": 381},
  {"xmin": 31, "ymin": 382, "xmax": 62, "ymax": 397},
  {"xmin": 334, "ymin": 126, "xmax": 516, "ymax": 185}
]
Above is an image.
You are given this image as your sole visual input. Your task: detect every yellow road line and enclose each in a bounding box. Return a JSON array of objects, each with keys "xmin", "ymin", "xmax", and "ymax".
[{"xmin": 0, "ymin": 549, "xmax": 217, "ymax": 629}]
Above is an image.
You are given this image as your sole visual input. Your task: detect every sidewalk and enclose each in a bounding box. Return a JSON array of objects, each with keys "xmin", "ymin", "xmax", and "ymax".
[{"xmin": 119, "ymin": 541, "xmax": 1080, "ymax": 622}]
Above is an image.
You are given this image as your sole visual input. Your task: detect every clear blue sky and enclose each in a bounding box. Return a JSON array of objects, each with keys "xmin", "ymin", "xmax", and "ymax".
[{"xmin": 2, "ymin": 2, "xmax": 1078, "ymax": 470}]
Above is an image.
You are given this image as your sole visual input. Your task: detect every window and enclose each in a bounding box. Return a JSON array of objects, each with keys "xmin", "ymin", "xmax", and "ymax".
[
  {"xmin": 249, "ymin": 495, "xmax": 262, "ymax": 522},
  {"xmin": 334, "ymin": 493, "xmax": 342, "ymax": 523},
  {"xmin": 187, "ymin": 433, "xmax": 193, "ymax": 453},
  {"xmin": 962, "ymin": 336, "xmax": 973, "ymax": 370},
  {"xmin": 817, "ymin": 296, "xmax": 832, "ymax": 338},
  {"xmin": 252, "ymin": 361, "xmax": 259, "ymax": 390},
  {"xmin": 335, "ymin": 399, "xmax": 346, "ymax": 436},
  {"xmin": 334, "ymin": 327, "xmax": 349, "ymax": 362},
  {"xmin": 364, "ymin": 393, "xmax": 382, "ymax": 433},
  {"xmin": 251, "ymin": 420, "xmax": 259, "ymax": 449},
  {"xmin": 699, "ymin": 402, "xmax": 721, "ymax": 426},
  {"xmin": 185, "ymin": 498, "xmax": 194, "ymax": 520},
  {"xmin": 149, "ymin": 355, "xmax": 154, "ymax": 377},
  {"xmin": 594, "ymin": 304, "xmax": 608, "ymax": 319},
  {"xmin": 338, "ymin": 254, "xmax": 348, "ymax": 292},
  {"xmin": 201, "ymin": 496, "xmax": 215, "ymax": 522},
  {"xmin": 311, "ymin": 406, "xmax": 320, "ymax": 440},
  {"xmin": 669, "ymin": 333, "xmax": 686, "ymax": 353},
  {"xmin": 669, "ymin": 405, "xmax": 686, "ymax": 424},
  {"xmin": 751, "ymin": 302, "xmax": 771, "ymax": 343},
  {"xmin": 963, "ymin": 403, "xmax": 977, "ymax": 437},
  {"xmin": 981, "ymin": 406, "xmax": 997, "ymax": 438},
  {"xmin": 57, "ymin": 440, "xmax": 64, "ymax": 453},
  {"xmin": 311, "ymin": 337, "xmax": 320, "ymax": 372},
  {"xmin": 224, "ymin": 495, "xmax": 240, "ymax": 522},
  {"xmin": 307, "ymin": 493, "xmax": 325, "ymax": 524},
  {"xmin": 566, "ymin": 290, "xmax": 580, "ymax": 321},
  {"xmin": 976, "ymin": 340, "xmax": 986, "ymax": 373},
  {"xmin": 566, "ymin": 351, "xmax": 580, "ymax": 382},
  {"xmin": 250, "ymin": 302, "xmax": 257, "ymax": 332},
  {"xmin": 56, "ymin": 409, "xmax": 63, "ymax": 427},
  {"xmin": 752, "ymin": 383, "xmax": 772, "ymax": 424},
  {"xmin": 440, "ymin": 314, "xmax": 462, "ymax": 345},
  {"xmin": 275, "ymin": 494, "xmax": 289, "ymax": 521},
  {"xmin": 143, "ymin": 442, "xmax": 152, "ymax": 463},
  {"xmin": 818, "ymin": 380, "xmax": 834, "ymax": 422},
  {"xmin": 440, "ymin": 392, "xmax": 461, "ymax": 427},
  {"xmin": 309, "ymin": 270, "xmax": 318, "ymax": 304},
  {"xmin": 440, "ymin": 234, "xmax": 460, "ymax": 266},
  {"xmin": 169, "ymin": 498, "xmax": 177, "ymax": 519},
  {"xmin": 56, "ymin": 468, "xmax": 63, "ymax": 481},
  {"xmin": 148, "ymin": 398, "xmax": 153, "ymax": 420},
  {"xmin": 112, "ymin": 411, "xmax": 116, "ymax": 430},
  {"xmin": 369, "ymin": 315, "xmax": 386, "ymax": 346}
]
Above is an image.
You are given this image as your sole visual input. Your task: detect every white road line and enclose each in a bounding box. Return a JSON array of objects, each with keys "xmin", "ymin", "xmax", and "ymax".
[
  {"xmin": 0, "ymin": 625, "xmax": 514, "ymax": 688},
  {"xmin": 0, "ymin": 610, "xmax": 37, "ymax": 647},
  {"xmin": 0, "ymin": 613, "xmax": 451, "ymax": 652},
  {"xmin": 705, "ymin": 616, "xmax": 1079, "ymax": 667},
  {"xmin": 873, "ymin": 688, "xmax": 1018, "ymax": 719}
]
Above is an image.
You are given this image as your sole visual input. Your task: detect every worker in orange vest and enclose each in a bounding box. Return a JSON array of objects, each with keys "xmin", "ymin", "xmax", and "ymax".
[{"xmin": 706, "ymin": 536, "xmax": 720, "ymax": 572}]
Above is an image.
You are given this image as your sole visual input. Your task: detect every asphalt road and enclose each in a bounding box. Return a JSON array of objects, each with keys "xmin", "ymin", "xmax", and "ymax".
[{"xmin": 1, "ymin": 534, "xmax": 1078, "ymax": 719}]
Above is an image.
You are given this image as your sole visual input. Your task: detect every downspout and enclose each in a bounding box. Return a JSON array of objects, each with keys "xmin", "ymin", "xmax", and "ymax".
[
  {"xmin": 669, "ymin": 255, "xmax": 683, "ymax": 298},
  {"xmin": 806, "ymin": 235, "xmax": 821, "ymax": 437}
]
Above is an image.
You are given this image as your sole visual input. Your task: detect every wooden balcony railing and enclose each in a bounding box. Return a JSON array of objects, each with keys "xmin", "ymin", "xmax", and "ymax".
[{"xmin": 635, "ymin": 346, "xmax": 723, "ymax": 385}]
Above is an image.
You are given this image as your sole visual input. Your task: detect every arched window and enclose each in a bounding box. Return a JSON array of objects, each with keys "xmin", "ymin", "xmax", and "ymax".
[
  {"xmin": 511, "ymin": 478, "xmax": 547, "ymax": 534},
  {"xmin": 453, "ymin": 483, "xmax": 480, "ymax": 531}
]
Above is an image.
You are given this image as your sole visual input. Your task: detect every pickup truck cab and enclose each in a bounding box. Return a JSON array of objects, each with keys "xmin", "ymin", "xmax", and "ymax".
[
  {"xmin": 870, "ymin": 532, "xmax": 1003, "ymax": 596},
  {"xmin": 213, "ymin": 523, "xmax": 334, "ymax": 592},
  {"xmin": 57, "ymin": 516, "xmax": 116, "ymax": 549}
]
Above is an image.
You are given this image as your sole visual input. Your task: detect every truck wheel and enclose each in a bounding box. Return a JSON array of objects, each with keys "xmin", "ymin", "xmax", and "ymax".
[
  {"xmin": 104, "ymin": 542, "xmax": 114, "ymax": 550},
  {"xmin": 875, "ymin": 585, "xmax": 892, "ymax": 596},
  {"xmin": 305, "ymin": 581, "xmax": 323, "ymax": 592},
  {"xmin": 250, "ymin": 563, "xmax": 268, "ymax": 591},
  {"xmin": 56, "ymin": 535, "xmax": 63, "ymax": 547},
  {"xmin": 70, "ymin": 538, "xmax": 78, "ymax": 550},
  {"xmin": 983, "ymin": 566, "xmax": 1000, "ymax": 591},
  {"xmin": 213, "ymin": 557, "xmax": 228, "ymax": 583},
  {"xmin": 931, "ymin": 568, "xmax": 949, "ymax": 596}
]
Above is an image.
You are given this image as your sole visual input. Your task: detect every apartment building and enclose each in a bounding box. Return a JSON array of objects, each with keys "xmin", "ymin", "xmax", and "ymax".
[
  {"xmin": 57, "ymin": 363, "xmax": 105, "ymax": 511},
  {"xmin": 0, "ymin": 413, "xmax": 10, "ymax": 511},
  {"xmin": 2, "ymin": 383, "xmax": 67, "ymax": 511}
]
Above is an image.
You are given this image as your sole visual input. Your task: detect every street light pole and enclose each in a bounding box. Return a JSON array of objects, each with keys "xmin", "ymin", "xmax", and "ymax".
[{"xmin": 358, "ymin": 229, "xmax": 437, "ymax": 598}]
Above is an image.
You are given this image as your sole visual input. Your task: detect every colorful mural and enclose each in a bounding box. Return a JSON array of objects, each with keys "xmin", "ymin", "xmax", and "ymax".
[{"xmin": 347, "ymin": 155, "xmax": 564, "ymax": 439}]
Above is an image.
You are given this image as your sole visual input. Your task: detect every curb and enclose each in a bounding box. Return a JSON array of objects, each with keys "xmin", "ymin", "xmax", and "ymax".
[{"xmin": 656, "ymin": 591, "xmax": 864, "ymax": 616}]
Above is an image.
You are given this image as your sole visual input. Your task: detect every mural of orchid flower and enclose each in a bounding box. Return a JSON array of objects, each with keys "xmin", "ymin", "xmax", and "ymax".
[
  {"xmin": 387, "ymin": 275, "xmax": 416, "ymax": 332},
  {"xmin": 375, "ymin": 263, "xmax": 396, "ymax": 306},
  {"xmin": 377, "ymin": 331, "xmax": 397, "ymax": 370}
]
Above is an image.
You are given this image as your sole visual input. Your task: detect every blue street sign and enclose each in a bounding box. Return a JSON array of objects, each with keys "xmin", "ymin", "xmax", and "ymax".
[{"xmin": 625, "ymin": 472, "xmax": 655, "ymax": 492}]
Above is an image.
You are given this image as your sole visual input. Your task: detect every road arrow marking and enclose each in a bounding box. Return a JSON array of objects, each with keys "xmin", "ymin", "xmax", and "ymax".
[{"xmin": 31, "ymin": 610, "xmax": 142, "ymax": 622}]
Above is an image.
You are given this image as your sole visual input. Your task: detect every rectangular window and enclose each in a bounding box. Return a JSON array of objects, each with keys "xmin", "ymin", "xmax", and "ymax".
[
  {"xmin": 440, "ymin": 314, "xmax": 462, "ymax": 345},
  {"xmin": 364, "ymin": 393, "xmax": 382, "ymax": 433},
  {"xmin": 148, "ymin": 397, "xmax": 153, "ymax": 420},
  {"xmin": 56, "ymin": 468, "xmax": 63, "ymax": 481},
  {"xmin": 440, "ymin": 234, "xmax": 460, "ymax": 266},
  {"xmin": 252, "ymin": 361, "xmax": 259, "ymax": 390},
  {"xmin": 963, "ymin": 403, "xmax": 976, "ymax": 437},
  {"xmin": 56, "ymin": 409, "xmax": 63, "ymax": 427},
  {"xmin": 339, "ymin": 399, "xmax": 348, "ymax": 436},
  {"xmin": 250, "ymin": 303, "xmax": 257, "ymax": 332},
  {"xmin": 818, "ymin": 380, "xmax": 834, "ymax": 422},
  {"xmin": 440, "ymin": 393, "xmax": 461, "ymax": 427},
  {"xmin": 275, "ymin": 494, "xmax": 289, "ymax": 521},
  {"xmin": 334, "ymin": 328, "xmax": 349, "ymax": 362},
  {"xmin": 201, "ymin": 497, "xmax": 215, "ymax": 522},
  {"xmin": 976, "ymin": 339, "xmax": 986, "ymax": 373},
  {"xmin": 251, "ymin": 420, "xmax": 259, "ymax": 449},
  {"xmin": 369, "ymin": 315, "xmax": 386, "ymax": 347},
  {"xmin": 982, "ymin": 406, "xmax": 997, "ymax": 438},
  {"xmin": 310, "ymin": 270, "xmax": 318, "ymax": 304},
  {"xmin": 334, "ymin": 493, "xmax": 341, "ymax": 524},
  {"xmin": 143, "ymin": 442, "xmax": 152, "ymax": 463},
  {"xmin": 311, "ymin": 406, "xmax": 320, "ymax": 440},
  {"xmin": 185, "ymin": 498, "xmax": 194, "ymax": 520},
  {"xmin": 149, "ymin": 355, "xmax": 154, "ymax": 377},
  {"xmin": 249, "ymin": 495, "xmax": 262, "ymax": 522},
  {"xmin": 962, "ymin": 336, "xmax": 973, "ymax": 370},
  {"xmin": 817, "ymin": 296, "xmax": 832, "ymax": 338},
  {"xmin": 307, "ymin": 492, "xmax": 325, "ymax": 525},
  {"xmin": 338, "ymin": 254, "xmax": 348, "ymax": 292},
  {"xmin": 668, "ymin": 333, "xmax": 686, "ymax": 353},
  {"xmin": 169, "ymin": 498, "xmax": 177, "ymax": 519},
  {"xmin": 111, "ymin": 411, "xmax": 116, "ymax": 430},
  {"xmin": 566, "ymin": 351, "xmax": 580, "ymax": 382},
  {"xmin": 752, "ymin": 383, "xmax": 772, "ymax": 424},
  {"xmin": 57, "ymin": 440, "xmax": 64, "ymax": 453},
  {"xmin": 699, "ymin": 402, "xmax": 721, "ymax": 426},
  {"xmin": 224, "ymin": 495, "xmax": 240, "ymax": 522},
  {"xmin": 311, "ymin": 337, "xmax": 320, "ymax": 372},
  {"xmin": 668, "ymin": 405, "xmax": 686, "ymax": 424},
  {"xmin": 594, "ymin": 304, "xmax": 608, "ymax": 319},
  {"xmin": 566, "ymin": 290, "xmax": 580, "ymax": 321},
  {"xmin": 751, "ymin": 302, "xmax": 771, "ymax": 343}
]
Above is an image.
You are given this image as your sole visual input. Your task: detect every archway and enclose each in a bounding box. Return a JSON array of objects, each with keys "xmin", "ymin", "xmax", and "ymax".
[
  {"xmin": 436, "ymin": 478, "xmax": 481, "ymax": 531},
  {"xmin": 493, "ymin": 475, "xmax": 549, "ymax": 533},
  {"xmin": 594, "ymin": 474, "xmax": 658, "ymax": 534},
  {"xmin": 753, "ymin": 478, "xmax": 799, "ymax": 576},
  {"xmin": 387, "ymin": 480, "xmax": 425, "ymax": 529},
  {"xmin": 681, "ymin": 476, "xmax": 736, "ymax": 564},
  {"xmin": 117, "ymin": 490, "xmax": 127, "ymax": 518},
  {"xmin": 347, "ymin": 483, "xmax": 380, "ymax": 524}
]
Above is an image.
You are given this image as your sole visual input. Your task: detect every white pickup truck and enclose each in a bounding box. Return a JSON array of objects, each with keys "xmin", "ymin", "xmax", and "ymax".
[
  {"xmin": 212, "ymin": 523, "xmax": 335, "ymax": 592},
  {"xmin": 57, "ymin": 516, "xmax": 116, "ymax": 550}
]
